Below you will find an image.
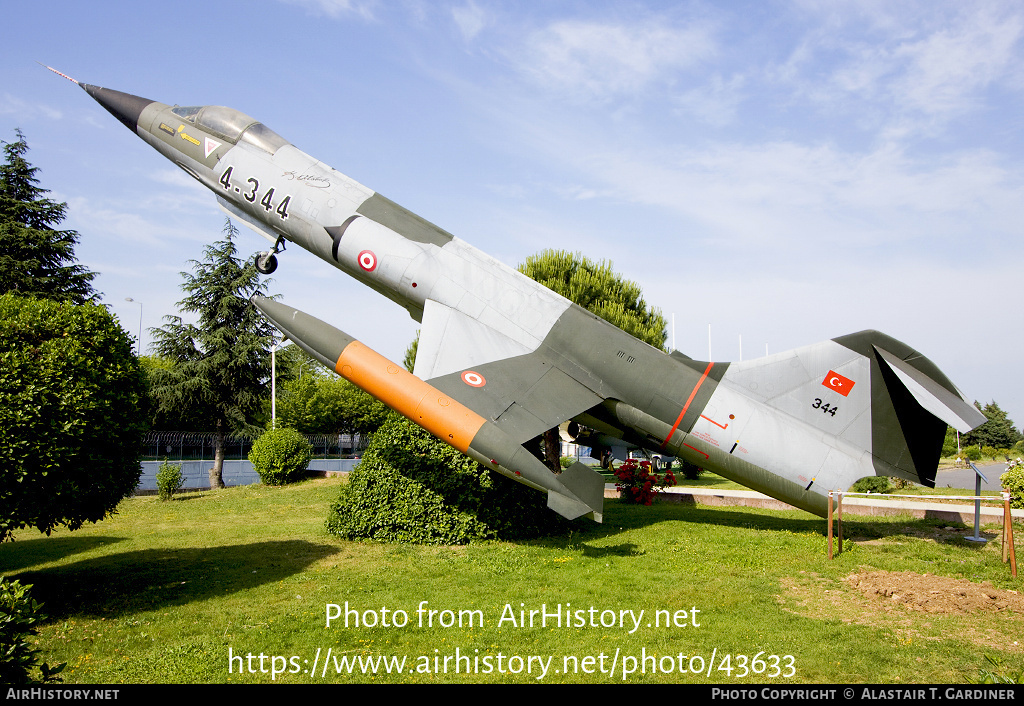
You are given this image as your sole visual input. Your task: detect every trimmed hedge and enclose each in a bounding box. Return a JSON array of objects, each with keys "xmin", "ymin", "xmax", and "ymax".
[
  {"xmin": 326, "ymin": 415, "xmax": 569, "ymax": 544},
  {"xmin": 850, "ymin": 476, "xmax": 891, "ymax": 494}
]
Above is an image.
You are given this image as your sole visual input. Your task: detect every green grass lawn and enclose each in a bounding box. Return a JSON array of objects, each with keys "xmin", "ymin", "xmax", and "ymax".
[{"xmin": 2, "ymin": 477, "xmax": 1021, "ymax": 684}]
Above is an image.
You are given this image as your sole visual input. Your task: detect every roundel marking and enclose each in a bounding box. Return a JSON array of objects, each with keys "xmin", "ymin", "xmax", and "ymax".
[
  {"xmin": 461, "ymin": 371, "xmax": 486, "ymax": 387},
  {"xmin": 358, "ymin": 250, "xmax": 377, "ymax": 272}
]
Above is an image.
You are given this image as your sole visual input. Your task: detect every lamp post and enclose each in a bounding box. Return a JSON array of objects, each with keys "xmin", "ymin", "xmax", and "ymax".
[
  {"xmin": 271, "ymin": 335, "xmax": 287, "ymax": 428},
  {"xmin": 124, "ymin": 297, "xmax": 142, "ymax": 355}
]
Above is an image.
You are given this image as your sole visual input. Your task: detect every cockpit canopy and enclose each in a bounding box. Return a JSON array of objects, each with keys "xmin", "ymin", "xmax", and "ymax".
[{"xmin": 170, "ymin": 105, "xmax": 289, "ymax": 155}]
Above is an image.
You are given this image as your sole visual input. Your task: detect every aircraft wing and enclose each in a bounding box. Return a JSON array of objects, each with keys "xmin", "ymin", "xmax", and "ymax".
[{"xmin": 413, "ymin": 298, "xmax": 605, "ymax": 443}]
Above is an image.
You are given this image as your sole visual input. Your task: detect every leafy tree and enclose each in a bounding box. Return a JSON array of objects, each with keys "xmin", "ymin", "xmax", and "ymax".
[
  {"xmin": 518, "ymin": 249, "xmax": 667, "ymax": 349},
  {"xmin": 148, "ymin": 219, "xmax": 276, "ymax": 488},
  {"xmin": 0, "ymin": 294, "xmax": 147, "ymax": 542},
  {"xmin": 0, "ymin": 130, "xmax": 96, "ymax": 303},
  {"xmin": 403, "ymin": 331, "xmax": 419, "ymax": 372},
  {"xmin": 962, "ymin": 401, "xmax": 1022, "ymax": 452},
  {"xmin": 941, "ymin": 426, "xmax": 959, "ymax": 458},
  {"xmin": 276, "ymin": 370, "xmax": 388, "ymax": 437},
  {"xmin": 518, "ymin": 249, "xmax": 668, "ymax": 470}
]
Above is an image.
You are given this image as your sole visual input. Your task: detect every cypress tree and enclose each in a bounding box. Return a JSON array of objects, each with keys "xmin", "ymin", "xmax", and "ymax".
[
  {"xmin": 148, "ymin": 219, "xmax": 276, "ymax": 488},
  {"xmin": 0, "ymin": 130, "xmax": 97, "ymax": 303}
]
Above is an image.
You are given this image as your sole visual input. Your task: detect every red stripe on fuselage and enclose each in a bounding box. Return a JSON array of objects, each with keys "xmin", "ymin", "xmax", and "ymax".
[{"xmin": 660, "ymin": 362, "xmax": 714, "ymax": 451}]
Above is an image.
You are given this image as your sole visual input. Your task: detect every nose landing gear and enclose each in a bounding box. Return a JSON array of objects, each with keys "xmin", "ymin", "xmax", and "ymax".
[
  {"xmin": 254, "ymin": 236, "xmax": 286, "ymax": 275},
  {"xmin": 255, "ymin": 251, "xmax": 278, "ymax": 274}
]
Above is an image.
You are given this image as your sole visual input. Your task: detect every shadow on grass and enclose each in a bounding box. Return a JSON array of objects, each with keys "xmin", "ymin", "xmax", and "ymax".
[
  {"xmin": 541, "ymin": 500, "xmax": 997, "ymax": 551},
  {"xmin": 0, "ymin": 535, "xmax": 129, "ymax": 573},
  {"xmin": 8, "ymin": 539, "xmax": 340, "ymax": 621}
]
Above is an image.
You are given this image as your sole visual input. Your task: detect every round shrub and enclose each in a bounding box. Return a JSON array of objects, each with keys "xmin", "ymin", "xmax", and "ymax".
[
  {"xmin": 0, "ymin": 294, "xmax": 147, "ymax": 542},
  {"xmin": 249, "ymin": 427, "xmax": 312, "ymax": 485},
  {"xmin": 1001, "ymin": 464, "xmax": 1024, "ymax": 510},
  {"xmin": 326, "ymin": 415, "xmax": 569, "ymax": 544}
]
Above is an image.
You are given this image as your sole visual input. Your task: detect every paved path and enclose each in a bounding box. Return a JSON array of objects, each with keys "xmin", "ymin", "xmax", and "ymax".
[
  {"xmin": 936, "ymin": 462, "xmax": 1008, "ymax": 492},
  {"xmin": 618, "ymin": 482, "xmax": 1023, "ymax": 525}
]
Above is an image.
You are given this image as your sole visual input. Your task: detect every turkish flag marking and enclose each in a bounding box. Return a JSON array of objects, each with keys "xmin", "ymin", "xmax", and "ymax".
[{"xmin": 822, "ymin": 370, "xmax": 855, "ymax": 397}]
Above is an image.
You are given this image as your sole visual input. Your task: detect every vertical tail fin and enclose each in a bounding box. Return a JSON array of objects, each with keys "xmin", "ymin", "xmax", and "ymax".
[
  {"xmin": 719, "ymin": 331, "xmax": 986, "ymax": 489},
  {"xmin": 834, "ymin": 331, "xmax": 985, "ymax": 487}
]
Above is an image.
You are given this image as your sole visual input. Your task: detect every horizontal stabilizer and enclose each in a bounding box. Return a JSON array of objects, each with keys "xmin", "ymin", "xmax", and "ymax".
[
  {"xmin": 873, "ymin": 346, "xmax": 986, "ymax": 433},
  {"xmin": 547, "ymin": 462, "xmax": 604, "ymax": 523}
]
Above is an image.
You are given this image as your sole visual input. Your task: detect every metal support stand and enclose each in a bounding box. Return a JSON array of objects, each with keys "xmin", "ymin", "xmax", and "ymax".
[
  {"xmin": 965, "ymin": 461, "xmax": 989, "ymax": 544},
  {"xmin": 1003, "ymin": 491, "xmax": 1018, "ymax": 578}
]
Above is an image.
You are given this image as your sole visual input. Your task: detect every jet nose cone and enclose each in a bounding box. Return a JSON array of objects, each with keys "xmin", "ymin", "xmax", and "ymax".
[{"xmin": 80, "ymin": 84, "xmax": 155, "ymax": 134}]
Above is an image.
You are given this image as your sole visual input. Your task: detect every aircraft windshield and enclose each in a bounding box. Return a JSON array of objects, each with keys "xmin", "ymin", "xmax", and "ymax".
[
  {"xmin": 196, "ymin": 106, "xmax": 257, "ymax": 142},
  {"xmin": 170, "ymin": 105, "xmax": 201, "ymax": 122},
  {"xmin": 238, "ymin": 123, "xmax": 289, "ymax": 155},
  {"xmin": 169, "ymin": 105, "xmax": 287, "ymax": 154}
]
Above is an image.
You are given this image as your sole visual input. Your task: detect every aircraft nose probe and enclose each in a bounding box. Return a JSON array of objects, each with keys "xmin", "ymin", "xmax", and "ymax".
[{"xmin": 40, "ymin": 65, "xmax": 155, "ymax": 134}]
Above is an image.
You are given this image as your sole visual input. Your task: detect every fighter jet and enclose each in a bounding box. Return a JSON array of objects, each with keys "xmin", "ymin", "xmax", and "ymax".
[{"xmin": 53, "ymin": 67, "xmax": 986, "ymax": 522}]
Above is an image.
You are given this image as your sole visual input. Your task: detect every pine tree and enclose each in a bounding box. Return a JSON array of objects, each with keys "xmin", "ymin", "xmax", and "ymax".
[
  {"xmin": 275, "ymin": 371, "xmax": 388, "ymax": 437},
  {"xmin": 0, "ymin": 130, "xmax": 97, "ymax": 303},
  {"xmin": 148, "ymin": 219, "xmax": 276, "ymax": 488}
]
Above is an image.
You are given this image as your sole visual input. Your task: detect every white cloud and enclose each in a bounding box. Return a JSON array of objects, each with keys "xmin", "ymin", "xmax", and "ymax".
[
  {"xmin": 884, "ymin": 10, "xmax": 1023, "ymax": 137},
  {"xmin": 276, "ymin": 0, "xmax": 376, "ymax": 20},
  {"xmin": 65, "ymin": 198, "xmax": 184, "ymax": 249},
  {"xmin": 0, "ymin": 93, "xmax": 62, "ymax": 121},
  {"xmin": 515, "ymin": 18, "xmax": 717, "ymax": 101},
  {"xmin": 773, "ymin": 3, "xmax": 1024, "ymax": 141},
  {"xmin": 451, "ymin": 1, "xmax": 489, "ymax": 41},
  {"xmin": 673, "ymin": 73, "xmax": 745, "ymax": 126},
  {"xmin": 590, "ymin": 140, "xmax": 1024, "ymax": 256}
]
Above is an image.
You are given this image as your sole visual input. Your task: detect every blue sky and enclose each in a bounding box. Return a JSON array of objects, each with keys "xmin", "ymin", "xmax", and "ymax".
[{"xmin": 3, "ymin": 0, "xmax": 1023, "ymax": 434}]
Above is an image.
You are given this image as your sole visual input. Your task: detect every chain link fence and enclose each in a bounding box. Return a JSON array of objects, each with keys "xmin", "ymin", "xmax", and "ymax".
[
  {"xmin": 137, "ymin": 430, "xmax": 367, "ymax": 493},
  {"xmin": 142, "ymin": 430, "xmax": 367, "ymax": 461}
]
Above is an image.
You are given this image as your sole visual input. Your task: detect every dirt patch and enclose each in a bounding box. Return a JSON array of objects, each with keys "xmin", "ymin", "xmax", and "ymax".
[
  {"xmin": 844, "ymin": 570, "xmax": 1024, "ymax": 614},
  {"xmin": 778, "ymin": 570, "xmax": 1023, "ymax": 654}
]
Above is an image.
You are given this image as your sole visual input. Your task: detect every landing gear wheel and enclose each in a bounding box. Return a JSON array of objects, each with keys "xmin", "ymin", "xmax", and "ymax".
[{"xmin": 255, "ymin": 251, "xmax": 278, "ymax": 275}]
